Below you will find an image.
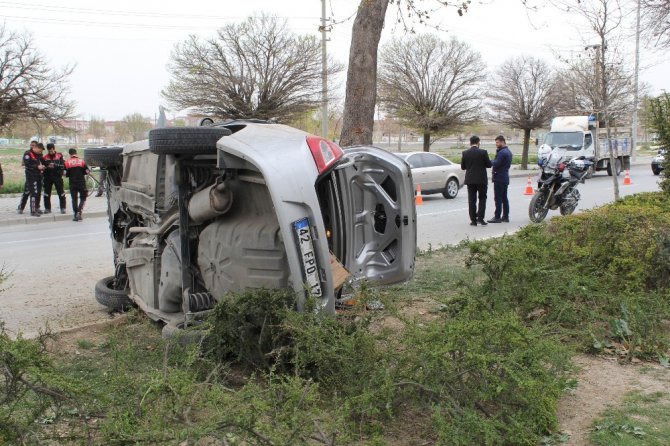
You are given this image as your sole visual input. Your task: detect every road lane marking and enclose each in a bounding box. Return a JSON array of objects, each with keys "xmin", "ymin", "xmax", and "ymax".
[
  {"xmin": 418, "ymin": 207, "xmax": 469, "ymax": 217},
  {"xmin": 0, "ymin": 231, "xmax": 109, "ymax": 246}
]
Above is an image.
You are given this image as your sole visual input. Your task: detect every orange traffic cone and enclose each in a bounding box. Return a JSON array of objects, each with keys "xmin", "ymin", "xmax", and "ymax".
[
  {"xmin": 623, "ymin": 170, "xmax": 632, "ymax": 185},
  {"xmin": 524, "ymin": 175, "xmax": 535, "ymax": 195},
  {"xmin": 415, "ymin": 184, "xmax": 424, "ymax": 205}
]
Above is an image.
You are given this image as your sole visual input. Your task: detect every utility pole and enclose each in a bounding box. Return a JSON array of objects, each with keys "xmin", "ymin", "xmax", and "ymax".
[
  {"xmin": 320, "ymin": 0, "xmax": 329, "ymax": 139},
  {"xmin": 631, "ymin": 0, "xmax": 641, "ymax": 162}
]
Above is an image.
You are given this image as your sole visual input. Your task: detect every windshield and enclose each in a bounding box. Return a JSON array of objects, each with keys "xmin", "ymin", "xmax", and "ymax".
[
  {"xmin": 543, "ymin": 132, "xmax": 583, "ymax": 151},
  {"xmin": 545, "ymin": 148, "xmax": 567, "ymax": 169}
]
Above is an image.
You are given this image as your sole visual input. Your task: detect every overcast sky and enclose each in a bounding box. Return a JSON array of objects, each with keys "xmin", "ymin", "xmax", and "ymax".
[{"xmin": 3, "ymin": 0, "xmax": 668, "ymax": 121}]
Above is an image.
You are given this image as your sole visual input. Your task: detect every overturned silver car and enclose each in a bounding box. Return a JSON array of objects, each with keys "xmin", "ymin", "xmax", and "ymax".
[{"xmin": 85, "ymin": 121, "xmax": 416, "ymax": 332}]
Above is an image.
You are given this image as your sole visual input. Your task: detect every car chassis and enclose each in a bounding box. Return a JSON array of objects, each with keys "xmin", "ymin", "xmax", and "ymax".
[{"xmin": 85, "ymin": 121, "xmax": 417, "ymax": 333}]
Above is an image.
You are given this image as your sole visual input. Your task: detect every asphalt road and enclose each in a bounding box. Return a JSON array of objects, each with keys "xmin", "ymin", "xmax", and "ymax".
[
  {"xmin": 0, "ymin": 162, "xmax": 661, "ymax": 336},
  {"xmin": 416, "ymin": 163, "xmax": 661, "ymax": 249}
]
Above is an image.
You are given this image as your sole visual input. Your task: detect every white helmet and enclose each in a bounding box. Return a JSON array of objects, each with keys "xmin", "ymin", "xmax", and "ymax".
[{"xmin": 538, "ymin": 143, "xmax": 552, "ymax": 160}]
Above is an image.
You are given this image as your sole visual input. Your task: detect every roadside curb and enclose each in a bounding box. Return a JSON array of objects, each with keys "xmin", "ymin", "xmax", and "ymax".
[{"xmin": 0, "ymin": 210, "xmax": 108, "ymax": 227}]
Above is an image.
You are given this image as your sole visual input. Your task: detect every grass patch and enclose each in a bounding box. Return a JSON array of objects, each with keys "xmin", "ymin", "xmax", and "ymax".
[{"xmin": 591, "ymin": 391, "xmax": 670, "ymax": 445}]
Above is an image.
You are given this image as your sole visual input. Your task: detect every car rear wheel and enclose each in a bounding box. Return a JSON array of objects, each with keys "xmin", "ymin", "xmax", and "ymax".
[
  {"xmin": 94, "ymin": 276, "xmax": 133, "ymax": 311},
  {"xmin": 149, "ymin": 127, "xmax": 232, "ymax": 155},
  {"xmin": 442, "ymin": 177, "xmax": 459, "ymax": 199},
  {"xmin": 652, "ymin": 165, "xmax": 661, "ymax": 175},
  {"xmin": 84, "ymin": 147, "xmax": 123, "ymax": 168}
]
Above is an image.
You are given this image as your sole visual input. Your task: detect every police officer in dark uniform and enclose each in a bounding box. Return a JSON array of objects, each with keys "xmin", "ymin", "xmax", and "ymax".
[
  {"xmin": 64, "ymin": 148, "xmax": 90, "ymax": 221},
  {"xmin": 42, "ymin": 143, "xmax": 67, "ymax": 214},
  {"xmin": 17, "ymin": 141, "xmax": 46, "ymax": 216}
]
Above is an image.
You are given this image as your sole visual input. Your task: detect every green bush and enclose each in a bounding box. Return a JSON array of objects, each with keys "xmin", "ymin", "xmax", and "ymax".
[
  {"xmin": 0, "ymin": 326, "xmax": 76, "ymax": 444},
  {"xmin": 465, "ymin": 192, "xmax": 670, "ymax": 358},
  {"xmin": 205, "ymin": 288, "xmax": 296, "ymax": 371},
  {"xmin": 403, "ymin": 311, "xmax": 573, "ymax": 445}
]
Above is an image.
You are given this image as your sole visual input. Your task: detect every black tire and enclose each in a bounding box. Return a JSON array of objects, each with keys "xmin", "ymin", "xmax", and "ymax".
[
  {"xmin": 606, "ymin": 158, "xmax": 623, "ymax": 176},
  {"xmin": 652, "ymin": 166, "xmax": 660, "ymax": 176},
  {"xmin": 161, "ymin": 321, "xmax": 209, "ymax": 346},
  {"xmin": 84, "ymin": 147, "xmax": 123, "ymax": 168},
  {"xmin": 149, "ymin": 127, "xmax": 232, "ymax": 155},
  {"xmin": 442, "ymin": 177, "xmax": 459, "ymax": 199},
  {"xmin": 94, "ymin": 276, "xmax": 133, "ymax": 311},
  {"xmin": 528, "ymin": 190, "xmax": 549, "ymax": 223}
]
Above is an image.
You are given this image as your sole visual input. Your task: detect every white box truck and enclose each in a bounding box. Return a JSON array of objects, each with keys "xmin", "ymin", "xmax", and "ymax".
[{"xmin": 539, "ymin": 115, "xmax": 631, "ymax": 177}]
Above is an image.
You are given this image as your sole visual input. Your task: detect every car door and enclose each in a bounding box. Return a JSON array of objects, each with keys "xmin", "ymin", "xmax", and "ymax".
[
  {"xmin": 331, "ymin": 146, "xmax": 416, "ymax": 285},
  {"xmin": 405, "ymin": 153, "xmax": 427, "ymax": 189},
  {"xmin": 419, "ymin": 153, "xmax": 449, "ymax": 191}
]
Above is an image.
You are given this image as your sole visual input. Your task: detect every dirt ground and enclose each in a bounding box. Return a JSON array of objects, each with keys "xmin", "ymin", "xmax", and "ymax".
[
  {"xmin": 557, "ymin": 355, "xmax": 669, "ymax": 445},
  {"xmin": 0, "ymin": 261, "xmax": 113, "ymax": 339}
]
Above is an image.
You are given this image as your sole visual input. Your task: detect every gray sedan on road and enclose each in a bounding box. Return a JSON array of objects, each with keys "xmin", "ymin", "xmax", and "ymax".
[{"xmin": 396, "ymin": 152, "xmax": 465, "ymax": 199}]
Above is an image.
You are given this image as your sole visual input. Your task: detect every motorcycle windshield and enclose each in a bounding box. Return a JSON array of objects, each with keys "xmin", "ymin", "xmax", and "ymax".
[{"xmin": 545, "ymin": 148, "xmax": 567, "ymax": 169}]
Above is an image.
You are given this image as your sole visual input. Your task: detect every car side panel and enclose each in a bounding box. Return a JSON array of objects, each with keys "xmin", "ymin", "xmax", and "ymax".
[{"xmin": 216, "ymin": 124, "xmax": 336, "ymax": 313}]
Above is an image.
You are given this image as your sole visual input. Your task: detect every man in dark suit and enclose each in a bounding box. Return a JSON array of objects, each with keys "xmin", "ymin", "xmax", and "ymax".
[{"xmin": 461, "ymin": 135, "xmax": 492, "ymax": 226}]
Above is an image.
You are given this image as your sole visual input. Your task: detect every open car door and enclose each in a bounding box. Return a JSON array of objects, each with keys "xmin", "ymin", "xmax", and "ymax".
[{"xmin": 330, "ymin": 146, "xmax": 416, "ymax": 285}]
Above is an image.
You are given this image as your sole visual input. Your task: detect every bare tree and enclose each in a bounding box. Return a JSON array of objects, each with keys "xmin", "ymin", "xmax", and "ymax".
[
  {"xmin": 488, "ymin": 56, "xmax": 561, "ymax": 169},
  {"xmin": 555, "ymin": 54, "xmax": 633, "ymax": 122},
  {"xmin": 163, "ymin": 15, "xmax": 341, "ymax": 123},
  {"xmin": 378, "ymin": 35, "xmax": 484, "ymax": 152},
  {"xmin": 113, "ymin": 121, "xmax": 130, "ymax": 143},
  {"xmin": 579, "ymin": 0, "xmax": 627, "ymax": 200},
  {"xmin": 340, "ymin": 0, "xmax": 471, "ymax": 147},
  {"xmin": 642, "ymin": 0, "xmax": 670, "ymax": 48},
  {"xmin": 117, "ymin": 113, "xmax": 150, "ymax": 142},
  {"xmin": 0, "ymin": 25, "xmax": 75, "ymax": 130},
  {"xmin": 88, "ymin": 116, "xmax": 106, "ymax": 142}
]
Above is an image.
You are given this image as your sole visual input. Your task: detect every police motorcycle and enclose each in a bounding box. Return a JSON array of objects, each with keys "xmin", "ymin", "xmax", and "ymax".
[{"xmin": 528, "ymin": 145, "xmax": 593, "ymax": 223}]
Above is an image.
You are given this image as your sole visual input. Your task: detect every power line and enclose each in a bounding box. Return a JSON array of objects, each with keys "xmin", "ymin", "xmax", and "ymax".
[
  {"xmin": 0, "ymin": 1, "xmax": 319, "ymax": 21},
  {"xmin": 1, "ymin": 14, "xmax": 318, "ymax": 32}
]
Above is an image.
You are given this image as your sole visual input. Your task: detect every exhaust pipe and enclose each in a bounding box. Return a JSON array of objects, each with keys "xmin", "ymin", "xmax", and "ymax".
[{"xmin": 188, "ymin": 180, "xmax": 233, "ymax": 224}]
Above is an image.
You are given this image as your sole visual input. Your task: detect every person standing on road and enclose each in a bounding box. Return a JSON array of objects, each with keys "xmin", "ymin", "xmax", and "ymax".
[
  {"xmin": 17, "ymin": 141, "xmax": 46, "ymax": 216},
  {"xmin": 42, "ymin": 143, "xmax": 67, "ymax": 214},
  {"xmin": 461, "ymin": 135, "xmax": 492, "ymax": 226},
  {"xmin": 0, "ymin": 161, "xmax": 4, "ymax": 190},
  {"xmin": 488, "ymin": 135, "xmax": 513, "ymax": 223},
  {"xmin": 64, "ymin": 148, "xmax": 90, "ymax": 222}
]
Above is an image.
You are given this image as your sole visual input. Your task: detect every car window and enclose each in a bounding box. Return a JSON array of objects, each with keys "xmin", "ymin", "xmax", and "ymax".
[
  {"xmin": 419, "ymin": 153, "xmax": 449, "ymax": 167},
  {"xmin": 406, "ymin": 154, "xmax": 424, "ymax": 168}
]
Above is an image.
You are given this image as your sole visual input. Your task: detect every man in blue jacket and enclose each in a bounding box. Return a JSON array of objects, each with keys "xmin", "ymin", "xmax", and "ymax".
[{"xmin": 488, "ymin": 135, "xmax": 513, "ymax": 223}]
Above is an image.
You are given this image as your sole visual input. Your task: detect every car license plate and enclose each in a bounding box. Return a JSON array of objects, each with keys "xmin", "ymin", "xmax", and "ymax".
[{"xmin": 293, "ymin": 217, "xmax": 322, "ymax": 297}]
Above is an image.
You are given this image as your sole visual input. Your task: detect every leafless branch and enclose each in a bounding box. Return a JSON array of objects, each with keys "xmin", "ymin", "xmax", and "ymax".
[
  {"xmin": 0, "ymin": 25, "xmax": 76, "ymax": 130},
  {"xmin": 378, "ymin": 34, "xmax": 484, "ymax": 151},
  {"xmin": 163, "ymin": 14, "xmax": 342, "ymax": 123}
]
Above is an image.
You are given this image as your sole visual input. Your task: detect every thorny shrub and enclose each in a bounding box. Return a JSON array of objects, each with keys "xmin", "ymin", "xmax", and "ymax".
[{"xmin": 465, "ymin": 192, "xmax": 670, "ymax": 359}]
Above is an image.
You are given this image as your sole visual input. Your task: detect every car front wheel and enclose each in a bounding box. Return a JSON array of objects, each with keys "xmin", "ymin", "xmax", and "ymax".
[
  {"xmin": 652, "ymin": 165, "xmax": 661, "ymax": 175},
  {"xmin": 94, "ymin": 276, "xmax": 133, "ymax": 311},
  {"xmin": 442, "ymin": 178, "xmax": 459, "ymax": 199}
]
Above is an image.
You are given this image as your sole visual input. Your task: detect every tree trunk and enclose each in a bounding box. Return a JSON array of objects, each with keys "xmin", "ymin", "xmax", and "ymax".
[
  {"xmin": 522, "ymin": 128, "xmax": 531, "ymax": 170},
  {"xmin": 423, "ymin": 130, "xmax": 431, "ymax": 152},
  {"xmin": 339, "ymin": 0, "xmax": 389, "ymax": 147}
]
